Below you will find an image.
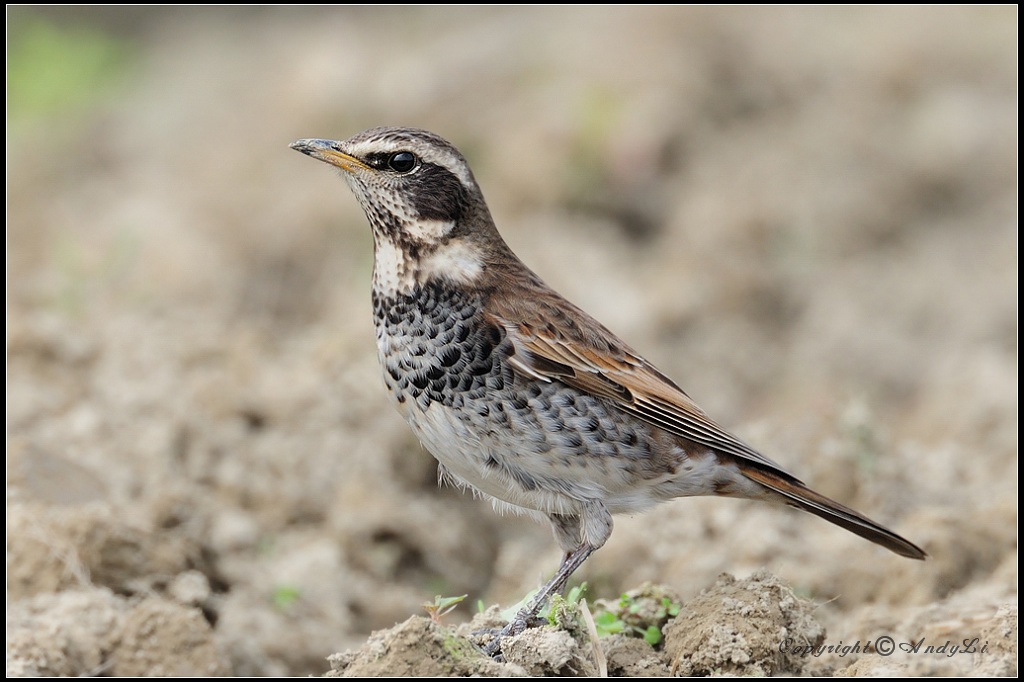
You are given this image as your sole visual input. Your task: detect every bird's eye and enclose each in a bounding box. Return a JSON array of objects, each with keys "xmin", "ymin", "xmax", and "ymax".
[{"xmin": 388, "ymin": 152, "xmax": 417, "ymax": 173}]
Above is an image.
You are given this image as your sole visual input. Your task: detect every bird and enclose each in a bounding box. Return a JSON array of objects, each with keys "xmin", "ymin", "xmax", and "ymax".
[{"xmin": 289, "ymin": 127, "xmax": 926, "ymax": 654}]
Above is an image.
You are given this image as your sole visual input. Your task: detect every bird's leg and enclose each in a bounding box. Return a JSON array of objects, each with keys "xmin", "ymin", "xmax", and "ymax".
[{"xmin": 481, "ymin": 543, "xmax": 595, "ymax": 657}]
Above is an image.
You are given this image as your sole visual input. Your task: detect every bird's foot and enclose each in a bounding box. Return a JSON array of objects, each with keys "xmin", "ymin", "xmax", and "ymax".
[
  {"xmin": 480, "ymin": 609, "xmax": 546, "ymax": 657},
  {"xmin": 479, "ymin": 545, "xmax": 596, "ymax": 658}
]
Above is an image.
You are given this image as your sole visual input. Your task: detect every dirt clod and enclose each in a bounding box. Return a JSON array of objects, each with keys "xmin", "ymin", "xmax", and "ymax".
[
  {"xmin": 325, "ymin": 616, "xmax": 520, "ymax": 677},
  {"xmin": 663, "ymin": 570, "xmax": 826, "ymax": 676}
]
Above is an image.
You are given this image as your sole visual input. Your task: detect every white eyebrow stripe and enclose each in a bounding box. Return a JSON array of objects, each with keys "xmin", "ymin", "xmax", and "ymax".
[{"xmin": 342, "ymin": 139, "xmax": 476, "ymax": 192}]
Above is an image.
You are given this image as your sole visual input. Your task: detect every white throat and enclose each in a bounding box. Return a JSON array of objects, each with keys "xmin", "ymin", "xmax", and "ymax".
[{"xmin": 373, "ymin": 237, "xmax": 484, "ymax": 297}]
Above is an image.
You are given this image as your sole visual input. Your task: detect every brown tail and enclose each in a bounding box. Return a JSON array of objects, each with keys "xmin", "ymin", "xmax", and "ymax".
[{"xmin": 741, "ymin": 465, "xmax": 927, "ymax": 560}]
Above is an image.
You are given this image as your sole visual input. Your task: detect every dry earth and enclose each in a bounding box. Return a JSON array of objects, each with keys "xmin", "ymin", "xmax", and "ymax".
[{"xmin": 7, "ymin": 6, "xmax": 1017, "ymax": 676}]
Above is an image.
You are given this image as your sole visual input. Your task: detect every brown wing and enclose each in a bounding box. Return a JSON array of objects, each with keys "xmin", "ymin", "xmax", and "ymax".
[
  {"xmin": 484, "ymin": 283, "xmax": 927, "ymax": 561},
  {"xmin": 484, "ymin": 286, "xmax": 796, "ymax": 478}
]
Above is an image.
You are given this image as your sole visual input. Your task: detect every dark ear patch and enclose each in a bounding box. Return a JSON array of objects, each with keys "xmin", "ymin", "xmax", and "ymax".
[{"xmin": 413, "ymin": 163, "xmax": 469, "ymax": 222}]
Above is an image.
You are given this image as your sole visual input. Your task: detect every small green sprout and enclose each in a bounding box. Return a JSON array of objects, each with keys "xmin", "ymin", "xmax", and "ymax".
[
  {"xmin": 543, "ymin": 582, "xmax": 589, "ymax": 626},
  {"xmin": 643, "ymin": 625, "xmax": 663, "ymax": 646},
  {"xmin": 594, "ymin": 610, "xmax": 626, "ymax": 636},
  {"xmin": 272, "ymin": 585, "xmax": 301, "ymax": 610},
  {"xmin": 592, "ymin": 586, "xmax": 684, "ymax": 647},
  {"xmin": 422, "ymin": 594, "xmax": 467, "ymax": 624},
  {"xmin": 565, "ymin": 583, "xmax": 588, "ymax": 605}
]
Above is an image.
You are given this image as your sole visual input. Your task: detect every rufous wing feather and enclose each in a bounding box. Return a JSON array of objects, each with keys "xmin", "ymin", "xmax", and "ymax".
[{"xmin": 486, "ymin": 287, "xmax": 926, "ymax": 560}]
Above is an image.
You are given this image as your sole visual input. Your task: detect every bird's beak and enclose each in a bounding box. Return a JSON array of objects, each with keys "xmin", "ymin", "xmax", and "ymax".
[{"xmin": 290, "ymin": 139, "xmax": 370, "ymax": 173}]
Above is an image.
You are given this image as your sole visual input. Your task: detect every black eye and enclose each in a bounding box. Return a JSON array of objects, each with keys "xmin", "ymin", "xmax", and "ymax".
[{"xmin": 388, "ymin": 152, "xmax": 417, "ymax": 173}]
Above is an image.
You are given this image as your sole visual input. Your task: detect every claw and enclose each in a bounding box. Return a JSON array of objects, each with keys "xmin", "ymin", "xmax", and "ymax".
[
  {"xmin": 481, "ymin": 618, "xmax": 526, "ymax": 657},
  {"xmin": 478, "ymin": 544, "xmax": 597, "ymax": 658}
]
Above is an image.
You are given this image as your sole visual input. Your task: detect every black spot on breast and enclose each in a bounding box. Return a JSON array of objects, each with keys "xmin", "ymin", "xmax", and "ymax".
[
  {"xmin": 375, "ymin": 281, "xmax": 506, "ymax": 408},
  {"xmin": 439, "ymin": 346, "xmax": 461, "ymax": 367},
  {"xmin": 508, "ymin": 395, "xmax": 529, "ymax": 411}
]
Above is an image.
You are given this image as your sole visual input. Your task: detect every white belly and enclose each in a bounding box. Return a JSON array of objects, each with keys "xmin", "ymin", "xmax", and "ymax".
[{"xmin": 399, "ymin": 400, "xmax": 590, "ymax": 518}]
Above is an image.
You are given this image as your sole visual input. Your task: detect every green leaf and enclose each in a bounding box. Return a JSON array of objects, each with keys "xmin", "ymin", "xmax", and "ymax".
[
  {"xmin": 643, "ymin": 625, "xmax": 663, "ymax": 646},
  {"xmin": 565, "ymin": 582, "xmax": 588, "ymax": 605},
  {"xmin": 272, "ymin": 585, "xmax": 301, "ymax": 610},
  {"xmin": 594, "ymin": 611, "xmax": 625, "ymax": 636},
  {"xmin": 434, "ymin": 594, "xmax": 467, "ymax": 610}
]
